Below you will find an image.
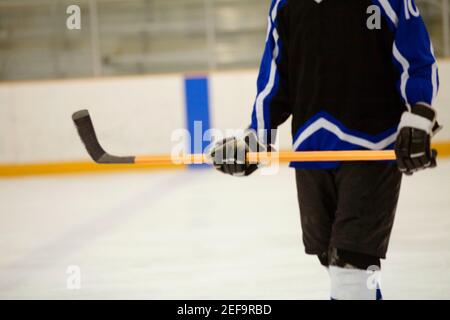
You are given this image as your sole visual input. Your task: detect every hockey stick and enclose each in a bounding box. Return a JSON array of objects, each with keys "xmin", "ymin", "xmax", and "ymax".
[{"xmin": 72, "ymin": 109, "xmax": 396, "ymax": 165}]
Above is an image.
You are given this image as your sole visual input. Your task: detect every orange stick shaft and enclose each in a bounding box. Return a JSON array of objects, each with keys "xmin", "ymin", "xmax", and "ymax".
[
  {"xmin": 134, "ymin": 150, "xmax": 396, "ymax": 165},
  {"xmin": 249, "ymin": 150, "xmax": 396, "ymax": 162}
]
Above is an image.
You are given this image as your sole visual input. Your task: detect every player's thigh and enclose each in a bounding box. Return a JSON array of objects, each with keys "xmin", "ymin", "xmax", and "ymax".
[
  {"xmin": 331, "ymin": 162, "xmax": 402, "ymax": 258},
  {"xmin": 296, "ymin": 169, "xmax": 337, "ymax": 255}
]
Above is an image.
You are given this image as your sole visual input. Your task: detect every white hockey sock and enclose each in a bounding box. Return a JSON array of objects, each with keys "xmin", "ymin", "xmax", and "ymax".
[{"xmin": 329, "ymin": 266, "xmax": 380, "ymax": 300}]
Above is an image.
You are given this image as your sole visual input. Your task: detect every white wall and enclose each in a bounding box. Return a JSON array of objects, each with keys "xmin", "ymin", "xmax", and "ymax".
[
  {"xmin": 209, "ymin": 70, "xmax": 293, "ymax": 151},
  {"xmin": 0, "ymin": 75, "xmax": 185, "ymax": 163},
  {"xmin": 0, "ymin": 61, "xmax": 449, "ymax": 164},
  {"xmin": 434, "ymin": 61, "xmax": 450, "ymax": 138}
]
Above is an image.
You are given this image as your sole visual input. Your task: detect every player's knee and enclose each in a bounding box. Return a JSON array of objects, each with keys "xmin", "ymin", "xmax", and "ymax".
[
  {"xmin": 328, "ymin": 247, "xmax": 380, "ymax": 270},
  {"xmin": 317, "ymin": 251, "xmax": 329, "ymax": 267},
  {"xmin": 327, "ymin": 247, "xmax": 382, "ymax": 300},
  {"xmin": 316, "ymin": 247, "xmax": 381, "ymax": 269}
]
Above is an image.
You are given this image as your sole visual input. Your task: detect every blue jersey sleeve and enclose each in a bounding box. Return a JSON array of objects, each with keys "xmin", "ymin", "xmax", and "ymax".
[
  {"xmin": 250, "ymin": 0, "xmax": 290, "ymax": 144},
  {"xmin": 376, "ymin": 0, "xmax": 439, "ymax": 108}
]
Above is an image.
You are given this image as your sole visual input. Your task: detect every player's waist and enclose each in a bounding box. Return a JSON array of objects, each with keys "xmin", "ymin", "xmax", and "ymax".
[{"xmin": 291, "ymin": 111, "xmax": 399, "ymax": 152}]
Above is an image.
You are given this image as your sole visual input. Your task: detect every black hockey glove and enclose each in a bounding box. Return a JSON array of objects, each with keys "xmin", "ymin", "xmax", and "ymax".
[
  {"xmin": 208, "ymin": 131, "xmax": 269, "ymax": 177},
  {"xmin": 395, "ymin": 104, "xmax": 441, "ymax": 176}
]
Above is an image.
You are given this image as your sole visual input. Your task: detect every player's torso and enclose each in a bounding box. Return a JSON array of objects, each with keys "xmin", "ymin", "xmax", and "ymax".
[{"xmin": 280, "ymin": 0, "xmax": 404, "ymax": 136}]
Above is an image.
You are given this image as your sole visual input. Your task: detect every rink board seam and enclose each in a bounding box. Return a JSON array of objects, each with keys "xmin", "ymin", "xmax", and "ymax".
[{"xmin": 1, "ymin": 142, "xmax": 450, "ymax": 177}]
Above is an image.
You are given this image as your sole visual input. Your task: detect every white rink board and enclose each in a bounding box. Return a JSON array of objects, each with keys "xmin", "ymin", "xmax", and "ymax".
[
  {"xmin": 0, "ymin": 76, "xmax": 185, "ymax": 163},
  {"xmin": 434, "ymin": 61, "xmax": 450, "ymax": 139},
  {"xmin": 209, "ymin": 70, "xmax": 293, "ymax": 150},
  {"xmin": 0, "ymin": 61, "xmax": 450, "ymax": 164},
  {"xmin": 0, "ymin": 161, "xmax": 449, "ymax": 299}
]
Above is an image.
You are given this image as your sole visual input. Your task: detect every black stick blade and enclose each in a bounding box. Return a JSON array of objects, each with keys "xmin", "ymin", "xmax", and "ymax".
[{"xmin": 72, "ymin": 109, "xmax": 135, "ymax": 164}]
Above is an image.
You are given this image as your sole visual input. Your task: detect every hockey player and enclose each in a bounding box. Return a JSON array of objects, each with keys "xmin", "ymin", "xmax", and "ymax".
[{"xmin": 209, "ymin": 0, "xmax": 441, "ymax": 300}]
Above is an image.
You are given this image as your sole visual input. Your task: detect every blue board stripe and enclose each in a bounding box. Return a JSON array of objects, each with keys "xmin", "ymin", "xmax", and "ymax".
[{"xmin": 184, "ymin": 76, "xmax": 211, "ymax": 168}]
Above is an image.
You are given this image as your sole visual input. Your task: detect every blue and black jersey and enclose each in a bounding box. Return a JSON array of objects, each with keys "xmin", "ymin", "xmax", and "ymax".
[{"xmin": 249, "ymin": 0, "xmax": 439, "ymax": 168}]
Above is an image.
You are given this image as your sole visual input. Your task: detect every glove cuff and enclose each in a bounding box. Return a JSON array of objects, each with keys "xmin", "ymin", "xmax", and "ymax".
[
  {"xmin": 244, "ymin": 129, "xmax": 272, "ymax": 153},
  {"xmin": 411, "ymin": 103, "xmax": 436, "ymax": 122},
  {"xmin": 398, "ymin": 104, "xmax": 436, "ymax": 134}
]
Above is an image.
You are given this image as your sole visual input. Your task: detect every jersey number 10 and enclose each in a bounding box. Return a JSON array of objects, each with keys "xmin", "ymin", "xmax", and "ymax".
[{"xmin": 404, "ymin": 0, "xmax": 420, "ymax": 20}]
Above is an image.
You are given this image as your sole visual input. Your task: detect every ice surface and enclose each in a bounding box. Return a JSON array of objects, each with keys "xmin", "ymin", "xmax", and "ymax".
[{"xmin": 0, "ymin": 161, "xmax": 449, "ymax": 299}]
